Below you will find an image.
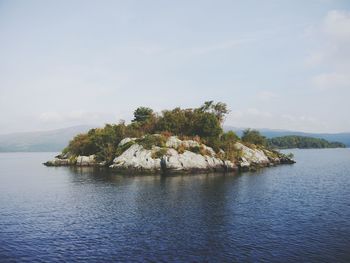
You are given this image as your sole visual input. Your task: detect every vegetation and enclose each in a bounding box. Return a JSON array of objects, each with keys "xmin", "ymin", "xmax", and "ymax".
[
  {"xmin": 132, "ymin": 107, "xmax": 154, "ymax": 123},
  {"xmin": 241, "ymin": 129, "xmax": 267, "ymax": 146},
  {"xmin": 151, "ymin": 147, "xmax": 168, "ymax": 159},
  {"xmin": 136, "ymin": 135, "xmax": 167, "ymax": 150},
  {"xmin": 268, "ymin": 135, "xmax": 346, "ymax": 149},
  {"xmin": 63, "ymin": 101, "xmax": 276, "ymax": 165}
]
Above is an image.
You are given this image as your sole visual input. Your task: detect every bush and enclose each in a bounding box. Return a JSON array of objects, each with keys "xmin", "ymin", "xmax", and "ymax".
[
  {"xmin": 115, "ymin": 140, "xmax": 135, "ymax": 157},
  {"xmin": 189, "ymin": 146, "xmax": 201, "ymax": 154},
  {"xmin": 132, "ymin": 107, "xmax": 154, "ymax": 123},
  {"xmin": 177, "ymin": 144, "xmax": 186, "ymax": 154},
  {"xmin": 218, "ymin": 131, "xmax": 240, "ymax": 161},
  {"xmin": 241, "ymin": 129, "xmax": 267, "ymax": 146},
  {"xmin": 151, "ymin": 148, "xmax": 168, "ymax": 159},
  {"xmin": 137, "ymin": 135, "xmax": 167, "ymax": 150}
]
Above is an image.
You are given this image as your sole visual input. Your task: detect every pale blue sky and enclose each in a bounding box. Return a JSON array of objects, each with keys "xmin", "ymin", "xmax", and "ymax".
[{"xmin": 1, "ymin": 0, "xmax": 350, "ymax": 134}]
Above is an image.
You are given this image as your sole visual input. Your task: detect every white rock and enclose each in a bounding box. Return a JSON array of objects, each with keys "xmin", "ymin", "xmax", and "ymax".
[
  {"xmin": 47, "ymin": 158, "xmax": 69, "ymax": 166},
  {"xmin": 165, "ymin": 136, "xmax": 200, "ymax": 149},
  {"xmin": 118, "ymin": 137, "xmax": 136, "ymax": 147},
  {"xmin": 110, "ymin": 144, "xmax": 161, "ymax": 171},
  {"xmin": 202, "ymin": 145, "xmax": 216, "ymax": 156},
  {"xmin": 224, "ymin": 160, "xmax": 236, "ymax": 170},
  {"xmin": 76, "ymin": 155, "xmax": 95, "ymax": 166},
  {"xmin": 239, "ymin": 157, "xmax": 250, "ymax": 168},
  {"xmin": 234, "ymin": 142, "xmax": 269, "ymax": 165},
  {"xmin": 164, "ymin": 150, "xmax": 207, "ymax": 170},
  {"xmin": 165, "ymin": 136, "xmax": 183, "ymax": 148},
  {"xmin": 182, "ymin": 140, "xmax": 200, "ymax": 148},
  {"xmin": 163, "ymin": 150, "xmax": 230, "ymax": 171}
]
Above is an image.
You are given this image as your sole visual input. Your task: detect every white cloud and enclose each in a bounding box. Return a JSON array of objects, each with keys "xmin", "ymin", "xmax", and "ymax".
[
  {"xmin": 226, "ymin": 109, "xmax": 327, "ymax": 132},
  {"xmin": 312, "ymin": 72, "xmax": 350, "ymax": 90},
  {"xmin": 306, "ymin": 10, "xmax": 350, "ymax": 89},
  {"xmin": 39, "ymin": 111, "xmax": 118, "ymax": 124},
  {"xmin": 323, "ymin": 10, "xmax": 350, "ymax": 41},
  {"xmin": 257, "ymin": 91, "xmax": 279, "ymax": 101}
]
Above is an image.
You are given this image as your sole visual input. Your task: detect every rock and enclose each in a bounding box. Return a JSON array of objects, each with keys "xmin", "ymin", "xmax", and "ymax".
[
  {"xmin": 161, "ymin": 148, "xmax": 235, "ymax": 172},
  {"xmin": 118, "ymin": 137, "xmax": 137, "ymax": 147},
  {"xmin": 223, "ymin": 160, "xmax": 236, "ymax": 170},
  {"xmin": 164, "ymin": 150, "xmax": 208, "ymax": 171},
  {"xmin": 44, "ymin": 158, "xmax": 70, "ymax": 166},
  {"xmin": 165, "ymin": 136, "xmax": 200, "ymax": 149},
  {"xmin": 165, "ymin": 136, "xmax": 183, "ymax": 148},
  {"xmin": 202, "ymin": 145, "xmax": 216, "ymax": 156},
  {"xmin": 279, "ymin": 156, "xmax": 296, "ymax": 164},
  {"xmin": 182, "ymin": 140, "xmax": 200, "ymax": 148},
  {"xmin": 234, "ymin": 142, "xmax": 270, "ymax": 166},
  {"xmin": 76, "ymin": 155, "xmax": 96, "ymax": 166},
  {"xmin": 110, "ymin": 144, "xmax": 161, "ymax": 172},
  {"xmin": 239, "ymin": 157, "xmax": 250, "ymax": 168},
  {"xmin": 110, "ymin": 143, "xmax": 237, "ymax": 173}
]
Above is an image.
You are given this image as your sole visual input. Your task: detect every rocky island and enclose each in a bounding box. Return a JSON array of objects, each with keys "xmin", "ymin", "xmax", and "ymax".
[{"xmin": 44, "ymin": 101, "xmax": 295, "ymax": 173}]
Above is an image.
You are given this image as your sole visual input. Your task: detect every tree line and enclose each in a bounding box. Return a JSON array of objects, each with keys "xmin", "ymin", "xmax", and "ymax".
[{"xmin": 267, "ymin": 135, "xmax": 346, "ymax": 149}]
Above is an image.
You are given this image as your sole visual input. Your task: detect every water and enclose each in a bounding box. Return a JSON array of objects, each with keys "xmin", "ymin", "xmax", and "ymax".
[{"xmin": 0, "ymin": 149, "xmax": 350, "ymax": 262}]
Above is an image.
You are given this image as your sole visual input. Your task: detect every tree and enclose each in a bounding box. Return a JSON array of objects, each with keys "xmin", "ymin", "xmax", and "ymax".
[
  {"xmin": 132, "ymin": 107, "xmax": 154, "ymax": 123},
  {"xmin": 198, "ymin": 101, "xmax": 229, "ymax": 123},
  {"xmin": 219, "ymin": 131, "xmax": 240, "ymax": 160},
  {"xmin": 241, "ymin": 129, "xmax": 267, "ymax": 146}
]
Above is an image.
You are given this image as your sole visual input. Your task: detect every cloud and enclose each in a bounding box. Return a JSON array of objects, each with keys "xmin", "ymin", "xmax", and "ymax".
[
  {"xmin": 257, "ymin": 91, "xmax": 279, "ymax": 101},
  {"xmin": 144, "ymin": 37, "xmax": 256, "ymax": 57},
  {"xmin": 226, "ymin": 108, "xmax": 327, "ymax": 132},
  {"xmin": 312, "ymin": 72, "xmax": 350, "ymax": 90},
  {"xmin": 187, "ymin": 38, "xmax": 255, "ymax": 55},
  {"xmin": 39, "ymin": 111, "xmax": 118, "ymax": 124},
  {"xmin": 323, "ymin": 10, "xmax": 350, "ymax": 41},
  {"xmin": 306, "ymin": 10, "xmax": 350, "ymax": 89}
]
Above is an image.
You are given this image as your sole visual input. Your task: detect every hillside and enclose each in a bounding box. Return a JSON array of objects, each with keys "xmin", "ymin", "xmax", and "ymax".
[{"xmin": 0, "ymin": 125, "xmax": 93, "ymax": 152}]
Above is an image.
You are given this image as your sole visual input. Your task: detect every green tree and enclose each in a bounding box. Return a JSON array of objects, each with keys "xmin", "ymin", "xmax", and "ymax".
[
  {"xmin": 198, "ymin": 101, "xmax": 229, "ymax": 123},
  {"xmin": 132, "ymin": 107, "xmax": 154, "ymax": 123},
  {"xmin": 193, "ymin": 112, "xmax": 222, "ymax": 138},
  {"xmin": 241, "ymin": 129, "xmax": 267, "ymax": 146}
]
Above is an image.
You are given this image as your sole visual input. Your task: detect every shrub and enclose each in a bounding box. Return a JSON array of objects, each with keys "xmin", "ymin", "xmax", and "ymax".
[
  {"xmin": 189, "ymin": 146, "xmax": 201, "ymax": 154},
  {"xmin": 115, "ymin": 140, "xmax": 135, "ymax": 157},
  {"xmin": 160, "ymin": 131, "xmax": 173, "ymax": 138},
  {"xmin": 137, "ymin": 134, "xmax": 167, "ymax": 150},
  {"xmin": 132, "ymin": 107, "xmax": 154, "ymax": 123},
  {"xmin": 241, "ymin": 129, "xmax": 267, "ymax": 146},
  {"xmin": 177, "ymin": 144, "xmax": 186, "ymax": 154},
  {"xmin": 151, "ymin": 148, "xmax": 168, "ymax": 159},
  {"xmin": 286, "ymin": 153, "xmax": 294, "ymax": 159}
]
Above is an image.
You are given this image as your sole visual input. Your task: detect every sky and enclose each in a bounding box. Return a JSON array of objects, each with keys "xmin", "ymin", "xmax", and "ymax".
[{"xmin": 1, "ymin": 0, "xmax": 350, "ymax": 134}]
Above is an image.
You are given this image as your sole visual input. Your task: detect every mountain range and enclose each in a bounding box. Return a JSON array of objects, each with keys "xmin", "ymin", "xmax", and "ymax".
[
  {"xmin": 0, "ymin": 125, "xmax": 93, "ymax": 152},
  {"xmin": 0, "ymin": 125, "xmax": 349, "ymax": 152}
]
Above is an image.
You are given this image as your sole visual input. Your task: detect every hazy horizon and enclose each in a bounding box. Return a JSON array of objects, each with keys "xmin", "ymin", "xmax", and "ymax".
[{"xmin": 1, "ymin": 0, "xmax": 350, "ymax": 134}]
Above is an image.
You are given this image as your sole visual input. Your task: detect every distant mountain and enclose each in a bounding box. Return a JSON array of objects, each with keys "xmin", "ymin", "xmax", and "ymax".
[
  {"xmin": 0, "ymin": 125, "xmax": 94, "ymax": 152},
  {"xmin": 224, "ymin": 126, "xmax": 350, "ymax": 147}
]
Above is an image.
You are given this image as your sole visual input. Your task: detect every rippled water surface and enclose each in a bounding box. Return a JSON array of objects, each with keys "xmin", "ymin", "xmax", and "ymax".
[{"xmin": 1, "ymin": 149, "xmax": 350, "ymax": 262}]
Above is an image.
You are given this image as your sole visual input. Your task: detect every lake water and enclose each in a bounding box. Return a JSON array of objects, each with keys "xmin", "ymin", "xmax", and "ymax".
[{"xmin": 0, "ymin": 149, "xmax": 350, "ymax": 262}]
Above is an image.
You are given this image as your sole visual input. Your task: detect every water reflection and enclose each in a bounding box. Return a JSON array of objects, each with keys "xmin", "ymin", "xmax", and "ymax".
[{"xmin": 1, "ymin": 151, "xmax": 350, "ymax": 262}]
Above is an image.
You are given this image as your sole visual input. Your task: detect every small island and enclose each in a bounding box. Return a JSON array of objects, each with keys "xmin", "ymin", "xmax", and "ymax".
[
  {"xmin": 44, "ymin": 101, "xmax": 295, "ymax": 173},
  {"xmin": 267, "ymin": 135, "xmax": 346, "ymax": 149}
]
